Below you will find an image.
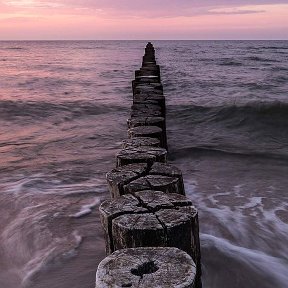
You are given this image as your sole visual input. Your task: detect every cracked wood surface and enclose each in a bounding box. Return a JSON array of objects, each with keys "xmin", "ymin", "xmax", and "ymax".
[
  {"xmin": 123, "ymin": 175, "xmax": 183, "ymax": 195},
  {"xmin": 131, "ymin": 105, "xmax": 163, "ymax": 118},
  {"xmin": 106, "ymin": 162, "xmax": 185, "ymax": 198},
  {"xmin": 100, "ymin": 191, "xmax": 198, "ymax": 258},
  {"xmin": 133, "ymin": 94, "xmax": 165, "ymax": 103},
  {"xmin": 127, "ymin": 116, "xmax": 166, "ymax": 131},
  {"xmin": 131, "ymin": 103, "xmax": 164, "ymax": 115},
  {"xmin": 96, "ymin": 247, "xmax": 196, "ymax": 288},
  {"xmin": 128, "ymin": 126, "xmax": 166, "ymax": 148},
  {"xmin": 122, "ymin": 137, "xmax": 160, "ymax": 149},
  {"xmin": 116, "ymin": 146, "xmax": 167, "ymax": 167},
  {"xmin": 106, "ymin": 163, "xmax": 148, "ymax": 198},
  {"xmin": 133, "ymin": 83, "xmax": 163, "ymax": 96}
]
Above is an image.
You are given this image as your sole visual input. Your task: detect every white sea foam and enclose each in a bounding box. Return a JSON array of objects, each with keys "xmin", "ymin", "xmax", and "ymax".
[
  {"xmin": 71, "ymin": 197, "xmax": 101, "ymax": 218},
  {"xmin": 0, "ymin": 173, "xmax": 107, "ymax": 196},
  {"xmin": 21, "ymin": 230, "xmax": 83, "ymax": 287},
  {"xmin": 185, "ymin": 179, "xmax": 288, "ymax": 259},
  {"xmin": 201, "ymin": 233, "xmax": 288, "ymax": 288}
]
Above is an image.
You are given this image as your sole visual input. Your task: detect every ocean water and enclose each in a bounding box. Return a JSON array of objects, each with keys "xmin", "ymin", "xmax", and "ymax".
[{"xmin": 0, "ymin": 40, "xmax": 287, "ymax": 288}]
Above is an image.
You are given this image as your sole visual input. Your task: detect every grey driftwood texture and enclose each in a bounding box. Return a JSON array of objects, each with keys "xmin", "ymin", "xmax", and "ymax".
[
  {"xmin": 128, "ymin": 126, "xmax": 166, "ymax": 148},
  {"xmin": 95, "ymin": 247, "xmax": 196, "ymax": 288},
  {"xmin": 99, "ymin": 191, "xmax": 199, "ymax": 257},
  {"xmin": 106, "ymin": 162, "xmax": 185, "ymax": 198},
  {"xmin": 116, "ymin": 146, "xmax": 167, "ymax": 167},
  {"xmin": 122, "ymin": 137, "xmax": 160, "ymax": 148}
]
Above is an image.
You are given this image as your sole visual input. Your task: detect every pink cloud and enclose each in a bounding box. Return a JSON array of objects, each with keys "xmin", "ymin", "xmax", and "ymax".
[
  {"xmin": 38, "ymin": 0, "xmax": 287, "ymax": 17},
  {"xmin": 0, "ymin": 1, "xmax": 287, "ymax": 39}
]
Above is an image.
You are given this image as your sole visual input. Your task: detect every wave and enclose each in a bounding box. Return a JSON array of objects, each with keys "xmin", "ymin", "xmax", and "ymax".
[
  {"xmin": 248, "ymin": 46, "xmax": 288, "ymax": 50},
  {"xmin": 0, "ymin": 47, "xmax": 26, "ymax": 50},
  {"xmin": 201, "ymin": 234, "xmax": 288, "ymax": 288},
  {"xmin": 173, "ymin": 101, "xmax": 288, "ymax": 126},
  {"xmin": 260, "ymin": 46, "xmax": 288, "ymax": 50},
  {"xmin": 75, "ymin": 46, "xmax": 108, "ymax": 50},
  {"xmin": 270, "ymin": 66, "xmax": 288, "ymax": 72},
  {"xmin": 219, "ymin": 59, "xmax": 242, "ymax": 66},
  {"xmin": 245, "ymin": 56, "xmax": 278, "ymax": 62},
  {"xmin": 0, "ymin": 100, "xmax": 125, "ymax": 122},
  {"xmin": 169, "ymin": 146, "xmax": 288, "ymax": 161},
  {"xmin": 169, "ymin": 101, "xmax": 288, "ymax": 159}
]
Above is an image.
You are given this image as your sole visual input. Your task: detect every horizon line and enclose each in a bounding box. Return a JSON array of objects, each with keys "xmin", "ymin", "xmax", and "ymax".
[{"xmin": 0, "ymin": 39, "xmax": 287, "ymax": 41}]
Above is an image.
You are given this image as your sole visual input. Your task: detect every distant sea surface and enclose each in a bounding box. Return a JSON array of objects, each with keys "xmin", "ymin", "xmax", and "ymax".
[{"xmin": 0, "ymin": 40, "xmax": 287, "ymax": 288}]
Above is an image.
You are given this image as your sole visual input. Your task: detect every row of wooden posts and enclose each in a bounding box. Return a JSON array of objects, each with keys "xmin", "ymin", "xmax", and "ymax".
[{"xmin": 96, "ymin": 43, "xmax": 202, "ymax": 287}]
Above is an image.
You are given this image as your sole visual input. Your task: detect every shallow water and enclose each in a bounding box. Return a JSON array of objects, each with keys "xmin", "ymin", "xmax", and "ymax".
[{"xmin": 0, "ymin": 40, "xmax": 287, "ymax": 287}]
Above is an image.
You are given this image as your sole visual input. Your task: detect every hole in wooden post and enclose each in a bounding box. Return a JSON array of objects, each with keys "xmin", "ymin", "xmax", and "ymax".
[
  {"xmin": 121, "ymin": 283, "xmax": 132, "ymax": 287},
  {"xmin": 131, "ymin": 261, "xmax": 159, "ymax": 279}
]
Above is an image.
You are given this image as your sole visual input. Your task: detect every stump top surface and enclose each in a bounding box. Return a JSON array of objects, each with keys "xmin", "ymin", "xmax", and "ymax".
[
  {"xmin": 122, "ymin": 137, "xmax": 160, "ymax": 148},
  {"xmin": 106, "ymin": 163, "xmax": 148, "ymax": 184},
  {"xmin": 96, "ymin": 247, "xmax": 196, "ymax": 288},
  {"xmin": 117, "ymin": 146, "xmax": 166, "ymax": 156},
  {"xmin": 123, "ymin": 175, "xmax": 179, "ymax": 194},
  {"xmin": 116, "ymin": 146, "xmax": 167, "ymax": 167},
  {"xmin": 128, "ymin": 116, "xmax": 165, "ymax": 123},
  {"xmin": 150, "ymin": 162, "xmax": 182, "ymax": 177},
  {"xmin": 129, "ymin": 126, "xmax": 162, "ymax": 134},
  {"xmin": 101, "ymin": 190, "xmax": 194, "ymax": 217}
]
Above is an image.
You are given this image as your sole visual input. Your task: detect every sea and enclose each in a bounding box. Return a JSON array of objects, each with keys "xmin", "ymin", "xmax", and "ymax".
[{"xmin": 0, "ymin": 40, "xmax": 287, "ymax": 288}]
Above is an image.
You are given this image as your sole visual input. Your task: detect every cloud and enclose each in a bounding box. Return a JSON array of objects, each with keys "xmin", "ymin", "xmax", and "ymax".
[
  {"xmin": 2, "ymin": 0, "xmax": 65, "ymax": 9},
  {"xmin": 0, "ymin": 15, "xmax": 42, "ymax": 23},
  {"xmin": 35, "ymin": 0, "xmax": 287, "ymax": 17},
  {"xmin": 2, "ymin": 0, "xmax": 285, "ymax": 18},
  {"xmin": 208, "ymin": 7, "xmax": 266, "ymax": 15},
  {"xmin": 0, "ymin": 0, "xmax": 287, "ymax": 40}
]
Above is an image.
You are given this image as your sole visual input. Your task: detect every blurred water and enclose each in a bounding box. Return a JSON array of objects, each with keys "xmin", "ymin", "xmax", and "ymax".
[{"xmin": 0, "ymin": 40, "xmax": 287, "ymax": 288}]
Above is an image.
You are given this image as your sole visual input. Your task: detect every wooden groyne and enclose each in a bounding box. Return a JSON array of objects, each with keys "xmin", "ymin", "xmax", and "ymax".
[{"xmin": 96, "ymin": 43, "xmax": 202, "ymax": 287}]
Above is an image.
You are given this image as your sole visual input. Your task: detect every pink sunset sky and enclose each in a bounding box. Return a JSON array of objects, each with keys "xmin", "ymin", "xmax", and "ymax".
[{"xmin": 0, "ymin": 0, "xmax": 287, "ymax": 40}]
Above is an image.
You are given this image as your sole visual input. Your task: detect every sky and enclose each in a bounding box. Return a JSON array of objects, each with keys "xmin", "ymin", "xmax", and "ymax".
[{"xmin": 0, "ymin": 0, "xmax": 287, "ymax": 40}]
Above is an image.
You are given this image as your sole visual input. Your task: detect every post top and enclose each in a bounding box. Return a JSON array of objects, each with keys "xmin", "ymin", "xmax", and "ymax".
[{"xmin": 146, "ymin": 42, "xmax": 154, "ymax": 48}]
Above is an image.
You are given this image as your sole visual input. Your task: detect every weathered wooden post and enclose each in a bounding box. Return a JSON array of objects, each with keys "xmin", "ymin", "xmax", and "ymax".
[
  {"xmin": 128, "ymin": 116, "xmax": 166, "ymax": 131},
  {"xmin": 106, "ymin": 162, "xmax": 185, "ymax": 198},
  {"xmin": 134, "ymin": 94, "xmax": 166, "ymax": 112},
  {"xmin": 96, "ymin": 42, "xmax": 202, "ymax": 288},
  {"xmin": 96, "ymin": 247, "xmax": 196, "ymax": 288},
  {"xmin": 122, "ymin": 137, "xmax": 160, "ymax": 148},
  {"xmin": 99, "ymin": 190, "xmax": 201, "ymax": 284},
  {"xmin": 128, "ymin": 126, "xmax": 166, "ymax": 149},
  {"xmin": 116, "ymin": 146, "xmax": 167, "ymax": 167}
]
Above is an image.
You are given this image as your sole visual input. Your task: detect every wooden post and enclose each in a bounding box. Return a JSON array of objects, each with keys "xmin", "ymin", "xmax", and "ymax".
[
  {"xmin": 99, "ymin": 190, "xmax": 201, "ymax": 284},
  {"xmin": 116, "ymin": 146, "xmax": 167, "ymax": 167},
  {"xmin": 123, "ymin": 175, "xmax": 183, "ymax": 195},
  {"xmin": 96, "ymin": 247, "xmax": 196, "ymax": 288},
  {"xmin": 106, "ymin": 163, "xmax": 148, "ymax": 198},
  {"xmin": 133, "ymin": 82, "xmax": 163, "ymax": 96},
  {"xmin": 133, "ymin": 94, "xmax": 166, "ymax": 111},
  {"xmin": 128, "ymin": 126, "xmax": 166, "ymax": 148},
  {"xmin": 122, "ymin": 137, "xmax": 160, "ymax": 148},
  {"xmin": 135, "ymin": 68, "xmax": 160, "ymax": 77},
  {"xmin": 131, "ymin": 103, "xmax": 163, "ymax": 118},
  {"xmin": 107, "ymin": 162, "xmax": 185, "ymax": 198},
  {"xmin": 149, "ymin": 162, "xmax": 185, "ymax": 193},
  {"xmin": 96, "ymin": 42, "xmax": 202, "ymax": 288},
  {"xmin": 128, "ymin": 116, "xmax": 165, "ymax": 130},
  {"xmin": 127, "ymin": 117, "xmax": 166, "ymax": 148}
]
